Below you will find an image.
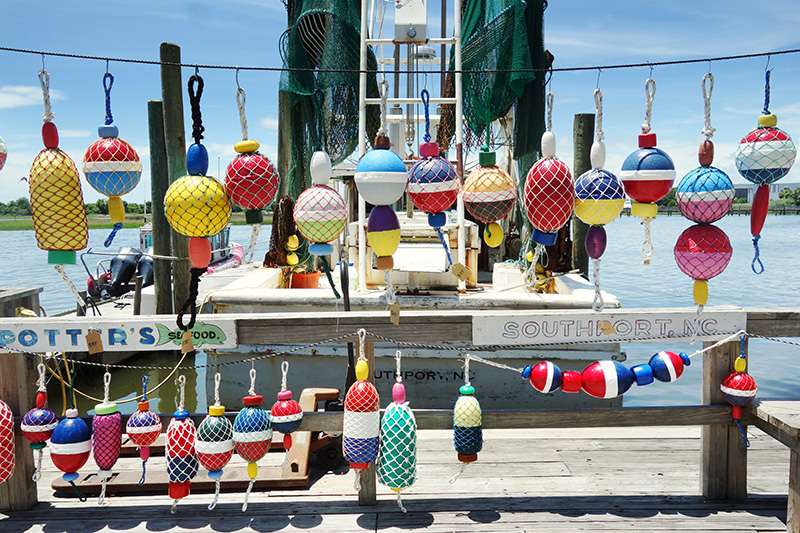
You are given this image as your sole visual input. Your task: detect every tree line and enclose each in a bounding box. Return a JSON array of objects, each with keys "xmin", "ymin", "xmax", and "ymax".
[{"xmin": 0, "ymin": 197, "xmax": 248, "ymax": 217}]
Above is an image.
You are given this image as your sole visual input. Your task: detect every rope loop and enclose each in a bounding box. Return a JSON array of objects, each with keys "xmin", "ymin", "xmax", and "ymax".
[
  {"xmin": 591, "ymin": 257, "xmax": 604, "ymax": 312},
  {"xmin": 188, "ymin": 73, "xmax": 205, "ymax": 144},
  {"xmin": 103, "ymin": 71, "xmax": 114, "ymax": 125},
  {"xmin": 103, "ymin": 370, "xmax": 111, "ymax": 403},
  {"xmin": 421, "ymin": 88, "xmax": 431, "ymax": 143},
  {"xmin": 357, "ymin": 329, "xmax": 367, "ymax": 361},
  {"xmin": 281, "ymin": 359, "xmax": 289, "ymax": 391},
  {"xmin": 141, "ymin": 374, "xmax": 149, "ymax": 402},
  {"xmin": 640, "ymin": 217, "xmax": 654, "ymax": 264},
  {"xmin": 378, "ymin": 79, "xmax": 389, "ymax": 135},
  {"xmin": 751, "ymin": 234, "xmax": 764, "ymax": 274},
  {"xmin": 395, "ymin": 349, "xmax": 402, "ymax": 383},
  {"xmin": 175, "ymin": 374, "xmax": 186, "ymax": 412},
  {"xmin": 384, "ymin": 270, "xmax": 396, "ymax": 305},
  {"xmin": 249, "ymin": 364, "xmax": 256, "ymax": 396},
  {"xmin": 763, "ymin": 68, "xmax": 772, "ymax": 115},
  {"xmin": 176, "ymin": 267, "xmax": 205, "ymax": 332},
  {"xmin": 38, "ymin": 69, "xmax": 54, "ymax": 122},
  {"xmin": 545, "ymin": 92, "xmax": 554, "ymax": 132},
  {"xmin": 701, "ymin": 73, "xmax": 715, "ymax": 139},
  {"xmin": 236, "ymin": 86, "xmax": 248, "ymax": 141},
  {"xmin": 642, "ymin": 78, "xmax": 656, "ymax": 134},
  {"xmin": 214, "ymin": 371, "xmax": 221, "ymax": 406},
  {"xmin": 593, "ymin": 89, "xmax": 604, "ymax": 141},
  {"xmin": 37, "ymin": 362, "xmax": 47, "ymax": 392}
]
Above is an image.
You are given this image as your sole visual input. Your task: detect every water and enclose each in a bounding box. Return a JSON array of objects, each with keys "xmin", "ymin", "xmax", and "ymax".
[{"xmin": 2, "ymin": 215, "xmax": 798, "ymax": 411}]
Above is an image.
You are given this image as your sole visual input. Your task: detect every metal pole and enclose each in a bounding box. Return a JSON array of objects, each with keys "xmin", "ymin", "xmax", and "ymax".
[
  {"xmin": 454, "ymin": 0, "xmax": 466, "ymax": 291},
  {"xmin": 357, "ymin": 0, "xmax": 369, "ymax": 293}
]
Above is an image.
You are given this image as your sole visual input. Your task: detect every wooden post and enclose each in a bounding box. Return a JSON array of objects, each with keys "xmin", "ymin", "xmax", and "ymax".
[
  {"xmin": 572, "ymin": 113, "xmax": 593, "ymax": 280},
  {"xmin": 357, "ymin": 340, "xmax": 377, "ymax": 506},
  {"xmin": 76, "ymin": 290, "xmax": 87, "ymax": 317},
  {"xmin": 132, "ymin": 275, "xmax": 143, "ymax": 316},
  {"xmin": 789, "ymin": 449, "xmax": 800, "ymax": 533},
  {"xmin": 277, "ymin": 90, "xmax": 292, "ymax": 199},
  {"xmin": 160, "ymin": 42, "xmax": 190, "ymax": 312},
  {"xmin": 147, "ymin": 99, "xmax": 173, "ymax": 314},
  {"xmin": 701, "ymin": 338, "xmax": 747, "ymax": 500},
  {"xmin": 0, "ymin": 294, "xmax": 38, "ymax": 510}
]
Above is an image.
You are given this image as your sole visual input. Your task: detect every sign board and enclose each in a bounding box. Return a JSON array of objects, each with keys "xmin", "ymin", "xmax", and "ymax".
[
  {"xmin": 472, "ymin": 308, "xmax": 746, "ymax": 346},
  {"xmin": 0, "ymin": 317, "xmax": 237, "ymax": 353}
]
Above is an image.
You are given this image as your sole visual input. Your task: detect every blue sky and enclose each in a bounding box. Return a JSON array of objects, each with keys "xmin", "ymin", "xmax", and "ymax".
[{"xmin": 1, "ymin": 0, "xmax": 800, "ymax": 203}]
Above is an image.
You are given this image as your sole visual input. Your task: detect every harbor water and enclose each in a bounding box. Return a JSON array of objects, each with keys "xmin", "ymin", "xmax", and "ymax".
[{"xmin": 1, "ymin": 214, "xmax": 798, "ymax": 413}]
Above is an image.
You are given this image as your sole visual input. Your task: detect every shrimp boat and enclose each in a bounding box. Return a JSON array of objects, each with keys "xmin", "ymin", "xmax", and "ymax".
[{"xmin": 203, "ymin": 0, "xmax": 625, "ymax": 410}]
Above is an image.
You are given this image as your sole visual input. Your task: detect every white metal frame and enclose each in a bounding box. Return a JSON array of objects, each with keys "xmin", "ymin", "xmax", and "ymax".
[{"xmin": 357, "ymin": 0, "xmax": 464, "ymax": 293}]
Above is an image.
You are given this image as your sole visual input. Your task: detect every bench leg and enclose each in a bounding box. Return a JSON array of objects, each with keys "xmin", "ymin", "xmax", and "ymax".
[{"xmin": 789, "ymin": 449, "xmax": 799, "ymax": 533}]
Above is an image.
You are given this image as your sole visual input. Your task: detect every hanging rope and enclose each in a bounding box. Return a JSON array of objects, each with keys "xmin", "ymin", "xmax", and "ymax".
[
  {"xmin": 594, "ymin": 89, "xmax": 604, "ymax": 141},
  {"xmin": 38, "ymin": 69, "xmax": 54, "ymax": 123},
  {"xmin": 188, "ymin": 72, "xmax": 205, "ymax": 145},
  {"xmin": 384, "ymin": 270, "xmax": 396, "ymax": 305},
  {"xmin": 751, "ymin": 235, "xmax": 764, "ymax": 274},
  {"xmin": 320, "ymin": 256, "xmax": 341, "ymax": 299},
  {"xmin": 591, "ymin": 258, "xmax": 604, "ymax": 312},
  {"xmin": 763, "ymin": 69, "xmax": 772, "ymax": 115},
  {"xmin": 523, "ymin": 243, "xmax": 544, "ymax": 289},
  {"xmin": 481, "ymin": 86, "xmax": 491, "ymax": 152},
  {"xmin": 235, "ymin": 70, "xmax": 248, "ymax": 141},
  {"xmin": 378, "ymin": 79, "xmax": 389, "ymax": 136},
  {"xmin": 701, "ymin": 73, "xmax": 715, "ymax": 139},
  {"xmin": 103, "ymin": 71, "xmax": 114, "ymax": 126},
  {"xmin": 421, "ymin": 88, "xmax": 431, "ymax": 143},
  {"xmin": 642, "ymin": 78, "xmax": 656, "ymax": 134},
  {"xmin": 55, "ymin": 265, "xmax": 86, "ymax": 313},
  {"xmin": 244, "ymin": 224, "xmax": 260, "ymax": 263},
  {"xmin": 435, "ymin": 227, "xmax": 453, "ymax": 268},
  {"xmin": 30, "ymin": 362, "xmax": 48, "ymax": 483},
  {"xmin": 641, "ymin": 218, "xmax": 654, "ymax": 264},
  {"xmin": 176, "ymin": 267, "xmax": 205, "ymax": 332},
  {"xmin": 545, "ymin": 92, "xmax": 554, "ymax": 132}
]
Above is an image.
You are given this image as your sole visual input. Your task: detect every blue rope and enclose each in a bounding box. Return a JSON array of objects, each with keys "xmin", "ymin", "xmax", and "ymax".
[
  {"xmin": 139, "ymin": 460, "xmax": 147, "ymax": 485},
  {"xmin": 751, "ymin": 234, "xmax": 764, "ymax": 274},
  {"xmin": 735, "ymin": 419, "xmax": 751, "ymax": 448},
  {"xmin": 435, "ymin": 227, "xmax": 453, "ymax": 267},
  {"xmin": 104, "ymin": 222, "xmax": 123, "ymax": 247},
  {"xmin": 421, "ymin": 89, "xmax": 431, "ymax": 143},
  {"xmin": 103, "ymin": 72, "xmax": 114, "ymax": 125},
  {"xmin": 142, "ymin": 375, "xmax": 149, "ymax": 402},
  {"xmin": 762, "ymin": 69, "xmax": 771, "ymax": 115}
]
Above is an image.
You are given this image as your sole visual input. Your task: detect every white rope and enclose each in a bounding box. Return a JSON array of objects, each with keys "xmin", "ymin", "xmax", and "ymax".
[
  {"xmin": 248, "ymin": 364, "xmax": 256, "ymax": 396},
  {"xmin": 243, "ymin": 224, "xmax": 260, "ymax": 263},
  {"xmin": 701, "ymin": 73, "xmax": 715, "ymax": 139},
  {"xmin": 98, "ymin": 478, "xmax": 108, "ymax": 506},
  {"xmin": 384, "ymin": 270, "xmax": 396, "ymax": 305},
  {"xmin": 523, "ymin": 244, "xmax": 544, "ymax": 289},
  {"xmin": 357, "ymin": 329, "xmax": 367, "ymax": 361},
  {"xmin": 102, "ymin": 371, "xmax": 111, "ymax": 402},
  {"xmin": 396, "ymin": 491, "xmax": 407, "ymax": 513},
  {"xmin": 170, "ymin": 499, "xmax": 178, "ymax": 514},
  {"xmin": 281, "ymin": 360, "xmax": 289, "ymax": 391},
  {"xmin": 208, "ymin": 480, "xmax": 221, "ymax": 510},
  {"xmin": 465, "ymin": 353, "xmax": 524, "ymax": 374},
  {"xmin": 214, "ymin": 372, "xmax": 221, "ymax": 406},
  {"xmin": 688, "ymin": 330, "xmax": 745, "ymax": 359},
  {"xmin": 463, "ymin": 355, "xmax": 471, "ymax": 386},
  {"xmin": 55, "ymin": 265, "xmax": 86, "ymax": 312},
  {"xmin": 591, "ymin": 258, "xmax": 604, "ymax": 313},
  {"xmin": 32, "ymin": 449, "xmax": 43, "ymax": 483},
  {"xmin": 594, "ymin": 89, "xmax": 604, "ymax": 141},
  {"xmin": 395, "ymin": 350, "xmax": 402, "ymax": 382},
  {"xmin": 692, "ymin": 304, "xmax": 704, "ymax": 345},
  {"xmin": 37, "ymin": 362, "xmax": 47, "ymax": 392},
  {"xmin": 378, "ymin": 79, "xmax": 389, "ymax": 135},
  {"xmin": 448, "ymin": 462, "xmax": 467, "ymax": 484},
  {"xmin": 242, "ymin": 478, "xmax": 255, "ymax": 512},
  {"xmin": 354, "ymin": 469, "xmax": 361, "ymax": 491},
  {"xmin": 640, "ymin": 218, "xmax": 654, "ymax": 264},
  {"xmin": 176, "ymin": 375, "xmax": 186, "ymax": 412},
  {"xmin": 642, "ymin": 78, "xmax": 656, "ymax": 134},
  {"xmin": 545, "ymin": 92, "xmax": 554, "ymax": 132},
  {"xmin": 38, "ymin": 69, "xmax": 54, "ymax": 123},
  {"xmin": 236, "ymin": 86, "xmax": 248, "ymax": 141}
]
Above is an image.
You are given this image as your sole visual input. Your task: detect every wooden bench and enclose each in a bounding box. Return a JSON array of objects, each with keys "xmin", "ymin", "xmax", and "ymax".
[{"xmin": 744, "ymin": 400, "xmax": 800, "ymax": 532}]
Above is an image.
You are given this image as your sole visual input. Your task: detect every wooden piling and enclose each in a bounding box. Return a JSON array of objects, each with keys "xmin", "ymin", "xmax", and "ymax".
[
  {"xmin": 572, "ymin": 113, "xmax": 593, "ymax": 280},
  {"xmin": 159, "ymin": 42, "xmax": 190, "ymax": 312},
  {"xmin": 147, "ymin": 99, "xmax": 173, "ymax": 314},
  {"xmin": 701, "ymin": 337, "xmax": 747, "ymax": 500}
]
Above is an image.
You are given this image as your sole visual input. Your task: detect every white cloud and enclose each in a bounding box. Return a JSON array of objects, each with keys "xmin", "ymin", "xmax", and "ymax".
[
  {"xmin": 260, "ymin": 117, "xmax": 279, "ymax": 131},
  {"xmin": 0, "ymin": 86, "xmax": 65, "ymax": 110}
]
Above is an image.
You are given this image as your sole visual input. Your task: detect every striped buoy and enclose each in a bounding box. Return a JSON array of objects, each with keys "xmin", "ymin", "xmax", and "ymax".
[
  {"xmin": 528, "ymin": 361, "xmax": 563, "ymax": 394},
  {"xmin": 51, "ymin": 408, "xmax": 92, "ymax": 500},
  {"xmin": 344, "ymin": 329, "xmax": 380, "ymax": 491},
  {"xmin": 463, "ymin": 151, "xmax": 516, "ymax": 248},
  {"xmin": 233, "ymin": 368, "xmax": 272, "ymax": 511},
  {"xmin": 452, "ymin": 382, "xmax": 482, "ymax": 484},
  {"xmin": 21, "ymin": 363, "xmax": 57, "ymax": 482},
  {"xmin": 377, "ymin": 352, "xmax": 416, "ymax": 512},
  {"xmin": 165, "ymin": 375, "xmax": 198, "ymax": 512},
  {"xmin": 125, "ymin": 376, "xmax": 162, "ymax": 484},
  {"xmin": 197, "ymin": 372, "xmax": 234, "ymax": 510},
  {"xmin": 92, "ymin": 372, "xmax": 122, "ymax": 505},
  {"xmin": 581, "ymin": 360, "xmax": 635, "ymax": 399},
  {"xmin": 271, "ymin": 361, "xmax": 303, "ymax": 452},
  {"xmin": 355, "ymin": 133, "xmax": 408, "ymax": 206},
  {"xmin": 0, "ymin": 399, "xmax": 14, "ymax": 485}
]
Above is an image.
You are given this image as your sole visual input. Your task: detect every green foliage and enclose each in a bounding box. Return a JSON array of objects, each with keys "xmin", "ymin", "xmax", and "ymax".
[
  {"xmin": 0, "ymin": 197, "xmax": 31, "ymax": 217},
  {"xmin": 656, "ymin": 188, "xmax": 677, "ymax": 207},
  {"xmin": 733, "ymin": 197, "xmax": 748, "ymax": 204},
  {"xmin": 779, "ymin": 186, "xmax": 800, "ymax": 206}
]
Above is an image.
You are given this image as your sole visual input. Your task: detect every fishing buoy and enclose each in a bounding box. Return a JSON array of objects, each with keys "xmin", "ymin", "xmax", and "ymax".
[
  {"xmin": 649, "ymin": 351, "xmax": 691, "ymax": 383},
  {"xmin": 233, "ymin": 368, "xmax": 272, "ymax": 512},
  {"xmin": 0, "ymin": 134, "xmax": 7, "ymax": 171},
  {"xmin": 343, "ymin": 330, "xmax": 380, "ymax": 489},
  {"xmin": 528, "ymin": 361, "xmax": 564, "ymax": 393},
  {"xmin": 523, "ymin": 111, "xmax": 574, "ymax": 283},
  {"xmin": 125, "ymin": 376, "xmax": 161, "ymax": 485},
  {"xmin": 0, "ymin": 399, "xmax": 14, "ymax": 485},
  {"xmin": 271, "ymin": 361, "xmax": 303, "ymax": 453},
  {"xmin": 735, "ymin": 71, "xmax": 796, "ymax": 274},
  {"xmin": 619, "ymin": 78, "xmax": 675, "ymax": 264},
  {"xmin": 197, "ymin": 373, "xmax": 234, "ymax": 510},
  {"xmin": 355, "ymin": 133, "xmax": 408, "ymax": 206},
  {"xmin": 463, "ymin": 150, "xmax": 516, "ymax": 248},
  {"xmin": 721, "ymin": 343, "xmax": 757, "ymax": 447},
  {"xmin": 676, "ymin": 163, "xmax": 734, "ymax": 224},
  {"xmin": 674, "ymin": 224, "xmax": 732, "ymax": 310},
  {"xmin": 367, "ymin": 205, "xmax": 400, "ymax": 271},
  {"xmin": 377, "ymin": 351, "xmax": 416, "ymax": 512},
  {"xmin": 581, "ymin": 360, "xmax": 635, "ymax": 399},
  {"xmin": 92, "ymin": 372, "xmax": 122, "ymax": 505},
  {"xmin": 453, "ymin": 384, "xmax": 482, "ymax": 468},
  {"xmin": 82, "ymin": 72, "xmax": 142, "ymax": 247},
  {"xmin": 30, "ymin": 70, "xmax": 88, "ymax": 265},
  {"xmin": 165, "ymin": 375, "xmax": 198, "ymax": 512},
  {"xmin": 293, "ymin": 151, "xmax": 347, "ymax": 297},
  {"xmin": 50, "ymin": 408, "xmax": 92, "ymax": 500},
  {"xmin": 21, "ymin": 363, "xmax": 57, "ymax": 482}
]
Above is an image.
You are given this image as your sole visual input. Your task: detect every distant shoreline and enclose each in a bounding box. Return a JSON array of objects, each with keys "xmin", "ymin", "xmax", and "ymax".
[{"xmin": 0, "ymin": 213, "xmax": 273, "ymax": 230}]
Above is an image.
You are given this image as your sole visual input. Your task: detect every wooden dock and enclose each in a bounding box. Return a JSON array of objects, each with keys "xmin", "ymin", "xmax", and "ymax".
[{"xmin": 0, "ymin": 425, "xmax": 790, "ymax": 532}]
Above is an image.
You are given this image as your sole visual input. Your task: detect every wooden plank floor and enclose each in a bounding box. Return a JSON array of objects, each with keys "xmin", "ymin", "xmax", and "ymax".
[{"xmin": 0, "ymin": 426, "xmax": 790, "ymax": 532}]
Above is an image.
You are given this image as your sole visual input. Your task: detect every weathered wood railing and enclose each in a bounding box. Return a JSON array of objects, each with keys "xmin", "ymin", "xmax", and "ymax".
[{"xmin": 1, "ymin": 306, "xmax": 798, "ymax": 529}]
